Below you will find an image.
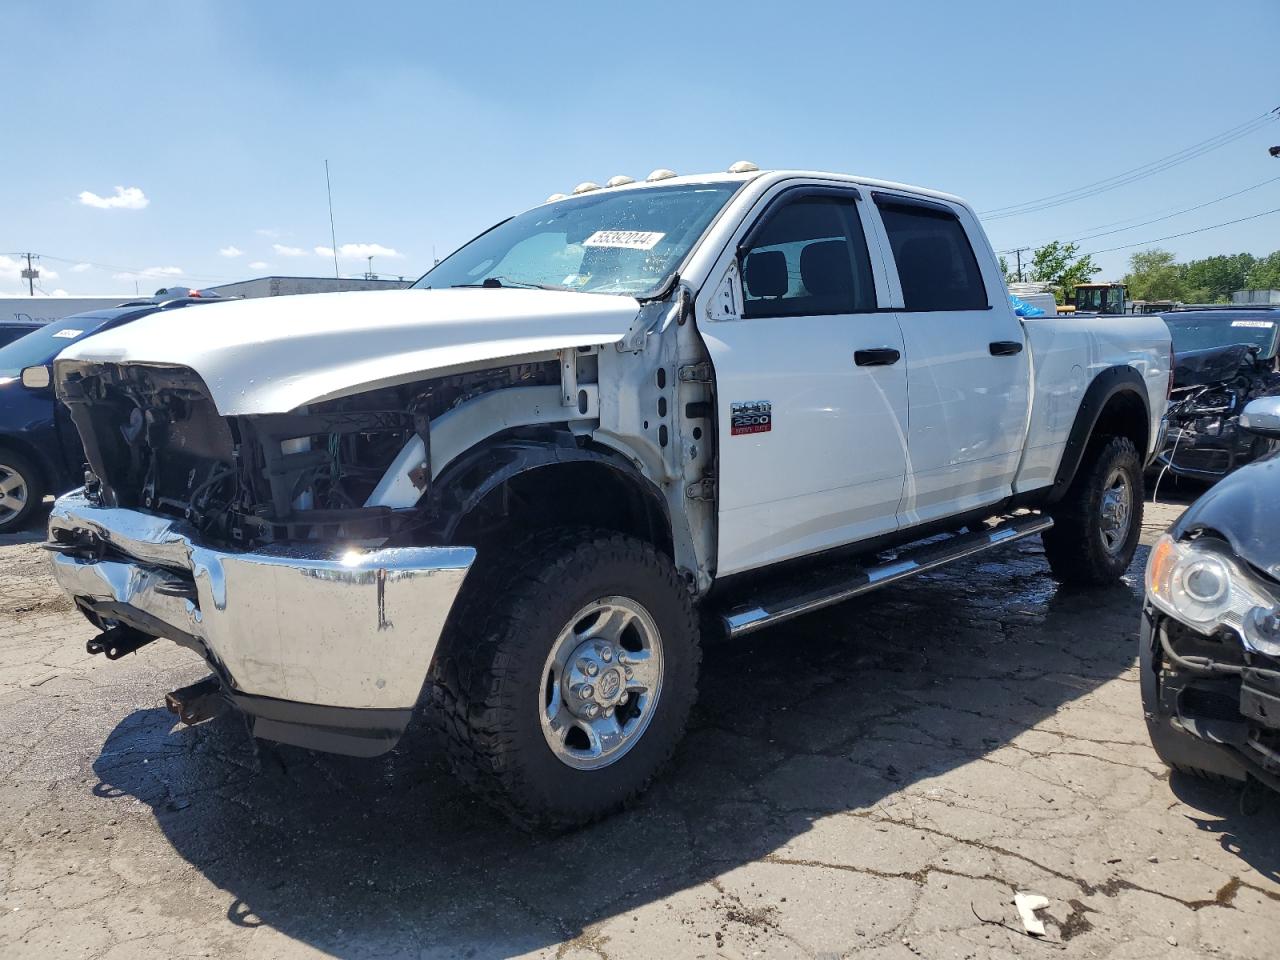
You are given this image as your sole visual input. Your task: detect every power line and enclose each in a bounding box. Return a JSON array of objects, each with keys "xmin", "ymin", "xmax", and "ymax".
[
  {"xmin": 1078, "ymin": 206, "xmax": 1280, "ymax": 256},
  {"xmin": 996, "ymin": 174, "xmax": 1280, "ymax": 254},
  {"xmin": 979, "ymin": 108, "xmax": 1279, "ymax": 220}
]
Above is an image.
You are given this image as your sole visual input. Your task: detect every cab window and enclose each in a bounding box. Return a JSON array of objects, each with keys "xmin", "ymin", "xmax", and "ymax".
[
  {"xmin": 875, "ymin": 197, "xmax": 988, "ymax": 312},
  {"xmin": 739, "ymin": 195, "xmax": 876, "ymax": 319}
]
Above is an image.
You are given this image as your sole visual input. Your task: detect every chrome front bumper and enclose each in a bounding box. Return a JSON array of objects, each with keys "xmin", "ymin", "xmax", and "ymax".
[{"xmin": 48, "ymin": 490, "xmax": 475, "ymax": 754}]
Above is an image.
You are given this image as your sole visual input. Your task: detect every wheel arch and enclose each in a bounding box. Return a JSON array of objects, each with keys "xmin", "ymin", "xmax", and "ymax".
[
  {"xmin": 1048, "ymin": 365, "xmax": 1151, "ymax": 504},
  {"xmin": 419, "ymin": 431, "xmax": 675, "ymax": 558}
]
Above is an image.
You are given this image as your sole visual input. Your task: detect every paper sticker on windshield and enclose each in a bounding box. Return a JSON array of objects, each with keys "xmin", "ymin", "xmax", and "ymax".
[
  {"xmin": 583, "ymin": 230, "xmax": 665, "ymax": 250},
  {"xmin": 731, "ymin": 400, "xmax": 772, "ymax": 436},
  {"xmin": 1232, "ymin": 320, "xmax": 1274, "ymax": 328},
  {"xmin": 52, "ymin": 329, "xmax": 83, "ymax": 339}
]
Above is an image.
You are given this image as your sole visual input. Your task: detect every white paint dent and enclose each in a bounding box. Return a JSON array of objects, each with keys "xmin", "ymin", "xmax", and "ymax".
[{"xmin": 55, "ymin": 288, "xmax": 641, "ymax": 415}]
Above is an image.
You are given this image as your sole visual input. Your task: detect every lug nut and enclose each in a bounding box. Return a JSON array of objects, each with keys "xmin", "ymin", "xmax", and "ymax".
[
  {"xmin": 603, "ymin": 706, "xmax": 615, "ymax": 718},
  {"xmin": 585, "ymin": 661, "xmax": 599, "ymax": 677},
  {"xmin": 580, "ymin": 684, "xmax": 594, "ymax": 700},
  {"xmin": 618, "ymin": 691, "xmax": 629, "ymax": 705},
  {"xmin": 599, "ymin": 645, "xmax": 613, "ymax": 662},
  {"xmin": 584, "ymin": 703, "xmax": 600, "ymax": 718},
  {"xmin": 575, "ymin": 658, "xmax": 589, "ymax": 674},
  {"xmin": 624, "ymin": 666, "xmax": 633, "ymax": 678}
]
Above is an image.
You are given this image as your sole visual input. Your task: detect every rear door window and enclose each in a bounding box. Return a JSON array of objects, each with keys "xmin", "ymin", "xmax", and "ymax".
[
  {"xmin": 875, "ymin": 197, "xmax": 988, "ymax": 312},
  {"xmin": 739, "ymin": 195, "xmax": 876, "ymax": 319}
]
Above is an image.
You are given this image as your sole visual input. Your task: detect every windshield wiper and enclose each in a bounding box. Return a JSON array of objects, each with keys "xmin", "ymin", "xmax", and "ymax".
[{"xmin": 450, "ymin": 276, "xmax": 562, "ymax": 291}]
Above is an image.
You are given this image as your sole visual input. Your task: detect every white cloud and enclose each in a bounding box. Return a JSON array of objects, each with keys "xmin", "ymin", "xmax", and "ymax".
[
  {"xmin": 0, "ymin": 255, "xmax": 58, "ymax": 283},
  {"xmin": 248, "ymin": 261, "xmax": 269, "ymax": 270},
  {"xmin": 72, "ymin": 262, "xmax": 93, "ymax": 273},
  {"xmin": 78, "ymin": 185, "xmax": 149, "ymax": 210},
  {"xmin": 111, "ymin": 266, "xmax": 184, "ymax": 280},
  {"xmin": 316, "ymin": 242, "xmax": 404, "ymax": 260},
  {"xmin": 218, "ymin": 245, "xmax": 244, "ymax": 258},
  {"xmin": 50, "ymin": 289, "xmax": 69, "ymax": 297},
  {"xmin": 273, "ymin": 243, "xmax": 307, "ymax": 257},
  {"xmin": 255, "ymin": 228, "xmax": 282, "ymax": 239}
]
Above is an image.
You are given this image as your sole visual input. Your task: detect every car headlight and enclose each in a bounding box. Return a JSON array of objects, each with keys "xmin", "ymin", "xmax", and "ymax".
[{"xmin": 1146, "ymin": 533, "xmax": 1280, "ymax": 656}]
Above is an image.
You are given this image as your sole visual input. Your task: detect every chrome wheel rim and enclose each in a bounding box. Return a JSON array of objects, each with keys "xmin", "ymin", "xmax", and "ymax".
[
  {"xmin": 0, "ymin": 463, "xmax": 28, "ymax": 524},
  {"xmin": 1099, "ymin": 468, "xmax": 1132, "ymax": 555},
  {"xmin": 539, "ymin": 596, "xmax": 664, "ymax": 770}
]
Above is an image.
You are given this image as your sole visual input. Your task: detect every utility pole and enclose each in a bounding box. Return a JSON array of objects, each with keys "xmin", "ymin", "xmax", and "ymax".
[
  {"xmin": 20, "ymin": 253, "xmax": 39, "ymax": 295},
  {"xmin": 364, "ymin": 255, "xmax": 376, "ymax": 280},
  {"xmin": 1012, "ymin": 247, "xmax": 1029, "ymax": 283}
]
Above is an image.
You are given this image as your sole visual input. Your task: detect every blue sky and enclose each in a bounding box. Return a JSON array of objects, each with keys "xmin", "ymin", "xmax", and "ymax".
[{"xmin": 2, "ymin": 0, "xmax": 1278, "ymax": 295}]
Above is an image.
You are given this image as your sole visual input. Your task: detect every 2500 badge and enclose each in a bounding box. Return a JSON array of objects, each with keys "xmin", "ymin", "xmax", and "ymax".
[{"xmin": 730, "ymin": 400, "xmax": 772, "ymax": 436}]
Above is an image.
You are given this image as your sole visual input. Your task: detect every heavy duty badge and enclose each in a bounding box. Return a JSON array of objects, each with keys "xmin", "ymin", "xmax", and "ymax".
[{"xmin": 730, "ymin": 400, "xmax": 772, "ymax": 436}]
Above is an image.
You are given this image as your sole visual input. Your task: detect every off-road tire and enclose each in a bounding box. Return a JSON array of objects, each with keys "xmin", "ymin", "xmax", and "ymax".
[
  {"xmin": 0, "ymin": 449, "xmax": 44, "ymax": 534},
  {"xmin": 429, "ymin": 528, "xmax": 700, "ymax": 831},
  {"xmin": 1043, "ymin": 435, "xmax": 1143, "ymax": 585}
]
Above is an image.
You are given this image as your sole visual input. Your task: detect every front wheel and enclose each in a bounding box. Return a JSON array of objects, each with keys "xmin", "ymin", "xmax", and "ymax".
[
  {"xmin": 430, "ymin": 529, "xmax": 700, "ymax": 830},
  {"xmin": 0, "ymin": 451, "xmax": 44, "ymax": 534},
  {"xmin": 1043, "ymin": 435, "xmax": 1143, "ymax": 585}
]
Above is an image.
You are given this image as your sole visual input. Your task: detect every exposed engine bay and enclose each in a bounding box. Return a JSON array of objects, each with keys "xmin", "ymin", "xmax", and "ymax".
[
  {"xmin": 1156, "ymin": 343, "xmax": 1280, "ymax": 481},
  {"xmin": 55, "ymin": 359, "xmax": 562, "ymax": 548}
]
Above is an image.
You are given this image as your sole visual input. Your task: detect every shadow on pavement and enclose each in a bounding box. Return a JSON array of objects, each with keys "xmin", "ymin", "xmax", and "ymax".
[{"xmin": 88, "ymin": 538, "xmax": 1275, "ymax": 957}]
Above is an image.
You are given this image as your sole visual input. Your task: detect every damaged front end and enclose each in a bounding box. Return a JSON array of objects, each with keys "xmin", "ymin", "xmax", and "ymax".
[
  {"xmin": 1156, "ymin": 344, "xmax": 1280, "ymax": 481},
  {"xmin": 44, "ymin": 359, "xmax": 588, "ymax": 755},
  {"xmin": 1142, "ymin": 526, "xmax": 1280, "ymax": 791}
]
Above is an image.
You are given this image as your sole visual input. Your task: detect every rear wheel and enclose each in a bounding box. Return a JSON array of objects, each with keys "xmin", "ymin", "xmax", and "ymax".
[
  {"xmin": 0, "ymin": 451, "xmax": 43, "ymax": 534},
  {"xmin": 430, "ymin": 529, "xmax": 700, "ymax": 830},
  {"xmin": 1043, "ymin": 435, "xmax": 1143, "ymax": 585}
]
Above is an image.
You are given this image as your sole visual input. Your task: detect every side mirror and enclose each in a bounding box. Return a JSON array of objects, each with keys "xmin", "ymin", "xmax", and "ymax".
[
  {"xmin": 1239, "ymin": 396, "xmax": 1280, "ymax": 440},
  {"xmin": 20, "ymin": 365, "xmax": 51, "ymax": 390}
]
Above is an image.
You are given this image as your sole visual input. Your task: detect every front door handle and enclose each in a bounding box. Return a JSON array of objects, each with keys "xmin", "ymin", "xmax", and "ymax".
[
  {"xmin": 854, "ymin": 347, "xmax": 901, "ymax": 367},
  {"xmin": 989, "ymin": 340, "xmax": 1024, "ymax": 356}
]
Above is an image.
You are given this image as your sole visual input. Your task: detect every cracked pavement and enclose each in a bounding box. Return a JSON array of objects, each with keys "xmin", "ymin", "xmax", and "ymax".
[{"xmin": 1, "ymin": 501, "xmax": 1277, "ymax": 959}]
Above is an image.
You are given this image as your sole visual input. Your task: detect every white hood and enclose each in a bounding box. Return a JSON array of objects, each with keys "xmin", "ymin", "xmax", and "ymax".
[{"xmin": 57, "ymin": 288, "xmax": 641, "ymax": 415}]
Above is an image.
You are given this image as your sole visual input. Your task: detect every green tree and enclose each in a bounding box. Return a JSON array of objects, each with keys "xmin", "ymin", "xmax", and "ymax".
[
  {"xmin": 998, "ymin": 255, "xmax": 1014, "ymax": 283},
  {"xmin": 1027, "ymin": 241, "xmax": 1100, "ymax": 303},
  {"xmin": 1246, "ymin": 251, "xmax": 1280, "ymax": 290},
  {"xmin": 1181, "ymin": 253, "xmax": 1256, "ymax": 303},
  {"xmin": 1124, "ymin": 248, "xmax": 1186, "ymax": 302}
]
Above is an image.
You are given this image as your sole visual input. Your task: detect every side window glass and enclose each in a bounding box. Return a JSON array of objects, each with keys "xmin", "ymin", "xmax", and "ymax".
[
  {"xmin": 875, "ymin": 199, "xmax": 988, "ymax": 311},
  {"xmin": 739, "ymin": 195, "xmax": 876, "ymax": 319}
]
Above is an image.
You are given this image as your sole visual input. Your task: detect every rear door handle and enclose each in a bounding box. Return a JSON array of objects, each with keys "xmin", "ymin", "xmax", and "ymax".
[
  {"xmin": 989, "ymin": 340, "xmax": 1024, "ymax": 356},
  {"xmin": 854, "ymin": 347, "xmax": 901, "ymax": 367}
]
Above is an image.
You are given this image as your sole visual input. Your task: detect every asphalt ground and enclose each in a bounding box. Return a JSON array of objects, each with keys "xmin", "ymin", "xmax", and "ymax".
[{"xmin": 2, "ymin": 498, "xmax": 1277, "ymax": 959}]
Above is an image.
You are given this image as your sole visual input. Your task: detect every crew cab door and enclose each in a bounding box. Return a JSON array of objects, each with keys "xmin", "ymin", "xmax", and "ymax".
[
  {"xmin": 867, "ymin": 193, "xmax": 1031, "ymax": 526},
  {"xmin": 699, "ymin": 185, "xmax": 908, "ymax": 576}
]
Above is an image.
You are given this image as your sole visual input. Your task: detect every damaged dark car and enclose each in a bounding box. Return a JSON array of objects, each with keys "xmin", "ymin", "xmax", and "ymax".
[
  {"xmin": 1155, "ymin": 309, "xmax": 1280, "ymax": 482},
  {"xmin": 1141, "ymin": 395, "xmax": 1280, "ymax": 793}
]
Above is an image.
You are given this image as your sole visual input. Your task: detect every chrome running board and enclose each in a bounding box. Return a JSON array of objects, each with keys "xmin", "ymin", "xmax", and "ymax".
[{"xmin": 721, "ymin": 514, "xmax": 1054, "ymax": 638}]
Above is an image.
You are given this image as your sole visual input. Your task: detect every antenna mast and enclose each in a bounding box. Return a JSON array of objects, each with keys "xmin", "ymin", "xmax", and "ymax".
[{"xmin": 324, "ymin": 159, "xmax": 340, "ymax": 279}]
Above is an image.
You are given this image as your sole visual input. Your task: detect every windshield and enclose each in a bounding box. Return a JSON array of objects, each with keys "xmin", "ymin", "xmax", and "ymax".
[
  {"xmin": 0, "ymin": 314, "xmax": 112, "ymax": 379},
  {"xmin": 1075, "ymin": 287, "xmax": 1107, "ymax": 312},
  {"xmin": 414, "ymin": 182, "xmax": 742, "ymax": 298},
  {"xmin": 1165, "ymin": 313, "xmax": 1279, "ymax": 359}
]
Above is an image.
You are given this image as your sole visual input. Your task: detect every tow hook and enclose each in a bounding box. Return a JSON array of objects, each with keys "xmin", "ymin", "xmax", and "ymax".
[
  {"xmin": 86, "ymin": 625, "xmax": 157, "ymax": 660},
  {"xmin": 165, "ymin": 675, "xmax": 225, "ymax": 726}
]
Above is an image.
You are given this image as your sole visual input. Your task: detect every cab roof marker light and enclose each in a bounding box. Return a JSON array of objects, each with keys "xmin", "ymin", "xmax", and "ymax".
[
  {"xmin": 545, "ymin": 192, "xmax": 568, "ymax": 203},
  {"xmin": 646, "ymin": 168, "xmax": 677, "ymax": 182},
  {"xmin": 728, "ymin": 160, "xmax": 759, "ymax": 173},
  {"xmin": 572, "ymin": 181, "xmax": 601, "ymax": 195},
  {"xmin": 606, "ymin": 175, "xmax": 635, "ymax": 188}
]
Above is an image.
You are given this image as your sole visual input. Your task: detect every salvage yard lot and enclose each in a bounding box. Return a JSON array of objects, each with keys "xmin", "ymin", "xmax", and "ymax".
[{"xmin": 1, "ymin": 501, "xmax": 1277, "ymax": 959}]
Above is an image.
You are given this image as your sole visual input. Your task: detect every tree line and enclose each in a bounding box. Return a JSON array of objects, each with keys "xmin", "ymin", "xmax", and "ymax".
[{"xmin": 1001, "ymin": 243, "xmax": 1280, "ymax": 304}]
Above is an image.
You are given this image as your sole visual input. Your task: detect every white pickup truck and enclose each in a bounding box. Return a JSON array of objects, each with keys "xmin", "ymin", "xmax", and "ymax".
[{"xmin": 45, "ymin": 165, "xmax": 1171, "ymax": 828}]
